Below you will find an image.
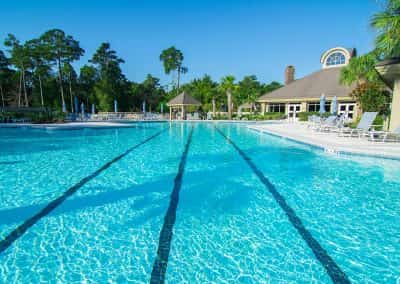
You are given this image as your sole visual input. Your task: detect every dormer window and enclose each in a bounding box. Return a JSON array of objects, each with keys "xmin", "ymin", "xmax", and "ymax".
[
  {"xmin": 320, "ymin": 47, "xmax": 355, "ymax": 69},
  {"xmin": 326, "ymin": 52, "xmax": 346, "ymax": 66}
]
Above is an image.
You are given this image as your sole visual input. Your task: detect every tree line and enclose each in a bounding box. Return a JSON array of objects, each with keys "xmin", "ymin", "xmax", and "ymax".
[{"xmin": 0, "ymin": 30, "xmax": 281, "ymax": 114}]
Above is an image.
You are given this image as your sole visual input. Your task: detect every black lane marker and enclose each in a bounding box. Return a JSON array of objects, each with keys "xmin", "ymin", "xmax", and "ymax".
[
  {"xmin": 0, "ymin": 129, "xmax": 166, "ymax": 255},
  {"xmin": 215, "ymin": 127, "xmax": 350, "ymax": 284},
  {"xmin": 150, "ymin": 126, "xmax": 194, "ymax": 284}
]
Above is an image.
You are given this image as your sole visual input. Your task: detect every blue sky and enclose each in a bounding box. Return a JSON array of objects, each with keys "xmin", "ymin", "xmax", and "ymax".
[{"xmin": 0, "ymin": 0, "xmax": 381, "ymax": 86}]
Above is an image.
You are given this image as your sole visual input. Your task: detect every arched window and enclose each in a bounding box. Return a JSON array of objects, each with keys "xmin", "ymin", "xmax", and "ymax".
[{"xmin": 326, "ymin": 52, "xmax": 346, "ymax": 66}]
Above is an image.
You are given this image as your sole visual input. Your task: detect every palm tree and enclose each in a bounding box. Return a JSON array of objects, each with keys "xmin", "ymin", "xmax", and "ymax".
[
  {"xmin": 340, "ymin": 53, "xmax": 388, "ymax": 114},
  {"xmin": 371, "ymin": 0, "xmax": 400, "ymax": 58},
  {"xmin": 219, "ymin": 75, "xmax": 237, "ymax": 120},
  {"xmin": 159, "ymin": 47, "xmax": 187, "ymax": 93},
  {"xmin": 340, "ymin": 53, "xmax": 380, "ymax": 86}
]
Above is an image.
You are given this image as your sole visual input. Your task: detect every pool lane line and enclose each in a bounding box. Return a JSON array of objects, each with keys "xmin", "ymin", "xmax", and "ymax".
[
  {"xmin": 150, "ymin": 126, "xmax": 194, "ymax": 284},
  {"xmin": 0, "ymin": 129, "xmax": 167, "ymax": 255},
  {"xmin": 214, "ymin": 127, "xmax": 350, "ymax": 284}
]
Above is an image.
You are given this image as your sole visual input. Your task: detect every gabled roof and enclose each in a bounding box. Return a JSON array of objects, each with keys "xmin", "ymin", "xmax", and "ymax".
[
  {"xmin": 167, "ymin": 92, "xmax": 201, "ymax": 106},
  {"xmin": 257, "ymin": 67, "xmax": 356, "ymax": 102}
]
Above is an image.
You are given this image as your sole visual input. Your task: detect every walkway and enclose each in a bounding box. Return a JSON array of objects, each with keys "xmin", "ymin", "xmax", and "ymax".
[{"xmin": 248, "ymin": 122, "xmax": 400, "ymax": 160}]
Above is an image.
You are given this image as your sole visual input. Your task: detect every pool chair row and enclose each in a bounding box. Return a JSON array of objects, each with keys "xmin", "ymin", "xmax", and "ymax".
[{"xmin": 308, "ymin": 112, "xmax": 400, "ymax": 143}]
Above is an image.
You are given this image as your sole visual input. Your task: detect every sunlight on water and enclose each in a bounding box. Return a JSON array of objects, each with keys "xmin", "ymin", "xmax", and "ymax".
[{"xmin": 0, "ymin": 122, "xmax": 399, "ymax": 283}]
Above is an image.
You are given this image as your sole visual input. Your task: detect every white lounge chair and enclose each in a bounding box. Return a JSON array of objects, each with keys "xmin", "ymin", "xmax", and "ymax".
[
  {"xmin": 312, "ymin": 116, "xmax": 336, "ymax": 132},
  {"xmin": 192, "ymin": 112, "xmax": 200, "ymax": 120},
  {"xmin": 339, "ymin": 112, "xmax": 380, "ymax": 138},
  {"xmin": 319, "ymin": 116, "xmax": 345, "ymax": 133},
  {"xmin": 368, "ymin": 126, "xmax": 400, "ymax": 142},
  {"xmin": 307, "ymin": 115, "xmax": 322, "ymax": 129}
]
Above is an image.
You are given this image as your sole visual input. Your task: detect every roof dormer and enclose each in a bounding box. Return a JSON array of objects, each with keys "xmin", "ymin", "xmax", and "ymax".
[{"xmin": 320, "ymin": 47, "xmax": 356, "ymax": 69}]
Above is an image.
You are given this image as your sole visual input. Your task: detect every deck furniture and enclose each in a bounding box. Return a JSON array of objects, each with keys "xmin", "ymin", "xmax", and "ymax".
[{"xmin": 338, "ymin": 112, "xmax": 379, "ymax": 138}]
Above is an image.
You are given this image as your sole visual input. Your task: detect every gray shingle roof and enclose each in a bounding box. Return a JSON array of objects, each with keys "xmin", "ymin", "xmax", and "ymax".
[
  {"xmin": 167, "ymin": 92, "xmax": 201, "ymax": 106},
  {"xmin": 257, "ymin": 67, "xmax": 356, "ymax": 102}
]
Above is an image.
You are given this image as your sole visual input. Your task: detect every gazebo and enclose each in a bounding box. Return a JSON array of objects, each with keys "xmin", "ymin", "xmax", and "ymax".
[{"xmin": 167, "ymin": 92, "xmax": 201, "ymax": 120}]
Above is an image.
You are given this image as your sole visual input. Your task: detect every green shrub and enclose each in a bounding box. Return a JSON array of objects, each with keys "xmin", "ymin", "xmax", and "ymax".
[
  {"xmin": 213, "ymin": 114, "xmax": 229, "ymax": 120},
  {"xmin": 346, "ymin": 114, "xmax": 385, "ymax": 130},
  {"xmin": 297, "ymin": 112, "xmax": 331, "ymax": 121},
  {"xmin": 240, "ymin": 112, "xmax": 286, "ymax": 121},
  {"xmin": 0, "ymin": 110, "xmax": 65, "ymax": 123},
  {"xmin": 372, "ymin": 115, "xmax": 384, "ymax": 130}
]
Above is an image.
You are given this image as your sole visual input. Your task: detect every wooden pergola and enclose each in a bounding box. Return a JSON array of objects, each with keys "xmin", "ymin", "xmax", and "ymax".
[{"xmin": 167, "ymin": 92, "xmax": 201, "ymax": 120}]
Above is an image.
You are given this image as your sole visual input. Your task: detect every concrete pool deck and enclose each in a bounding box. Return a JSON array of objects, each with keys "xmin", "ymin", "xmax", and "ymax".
[{"xmin": 248, "ymin": 122, "xmax": 400, "ymax": 160}]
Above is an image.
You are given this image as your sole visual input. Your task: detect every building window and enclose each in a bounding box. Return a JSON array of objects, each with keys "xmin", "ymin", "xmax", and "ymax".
[
  {"xmin": 268, "ymin": 103, "xmax": 285, "ymax": 113},
  {"xmin": 338, "ymin": 103, "xmax": 356, "ymax": 120},
  {"xmin": 307, "ymin": 102, "xmax": 331, "ymax": 112},
  {"xmin": 326, "ymin": 52, "xmax": 346, "ymax": 66}
]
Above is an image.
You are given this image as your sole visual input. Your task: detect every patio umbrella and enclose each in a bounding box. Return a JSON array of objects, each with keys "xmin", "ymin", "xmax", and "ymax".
[
  {"xmin": 114, "ymin": 100, "xmax": 118, "ymax": 113},
  {"xmin": 91, "ymin": 104, "xmax": 95, "ymax": 114},
  {"xmin": 74, "ymin": 97, "xmax": 79, "ymax": 114},
  {"xmin": 81, "ymin": 102, "xmax": 85, "ymax": 116},
  {"xmin": 62, "ymin": 100, "xmax": 67, "ymax": 113},
  {"xmin": 319, "ymin": 94, "xmax": 326, "ymax": 114},
  {"xmin": 160, "ymin": 103, "xmax": 164, "ymax": 114},
  {"xmin": 331, "ymin": 96, "xmax": 338, "ymax": 115},
  {"xmin": 142, "ymin": 101, "xmax": 146, "ymax": 113}
]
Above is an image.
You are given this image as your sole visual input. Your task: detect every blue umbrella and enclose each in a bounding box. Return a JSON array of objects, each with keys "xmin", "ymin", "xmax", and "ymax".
[
  {"xmin": 81, "ymin": 102, "xmax": 85, "ymax": 116},
  {"xmin": 114, "ymin": 100, "xmax": 118, "ymax": 113},
  {"xmin": 91, "ymin": 104, "xmax": 95, "ymax": 114},
  {"xmin": 331, "ymin": 96, "xmax": 338, "ymax": 115},
  {"xmin": 319, "ymin": 94, "xmax": 326, "ymax": 114},
  {"xmin": 142, "ymin": 101, "xmax": 146, "ymax": 113},
  {"xmin": 62, "ymin": 100, "xmax": 67, "ymax": 113},
  {"xmin": 74, "ymin": 97, "xmax": 79, "ymax": 114}
]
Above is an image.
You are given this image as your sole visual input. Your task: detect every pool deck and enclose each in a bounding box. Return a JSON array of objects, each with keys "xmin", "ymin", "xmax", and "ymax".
[{"xmin": 248, "ymin": 122, "xmax": 400, "ymax": 160}]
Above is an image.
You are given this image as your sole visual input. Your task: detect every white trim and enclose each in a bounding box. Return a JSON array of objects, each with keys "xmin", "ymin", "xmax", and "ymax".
[{"xmin": 320, "ymin": 47, "xmax": 352, "ymax": 69}]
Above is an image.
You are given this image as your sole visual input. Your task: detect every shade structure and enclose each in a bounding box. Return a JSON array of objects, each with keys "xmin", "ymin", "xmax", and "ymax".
[
  {"xmin": 331, "ymin": 96, "xmax": 338, "ymax": 115},
  {"xmin": 167, "ymin": 92, "xmax": 201, "ymax": 106},
  {"xmin": 91, "ymin": 104, "xmax": 95, "ymax": 114},
  {"xmin": 81, "ymin": 102, "xmax": 85, "ymax": 116},
  {"xmin": 114, "ymin": 100, "xmax": 118, "ymax": 113},
  {"xmin": 167, "ymin": 92, "xmax": 201, "ymax": 120},
  {"xmin": 160, "ymin": 103, "xmax": 164, "ymax": 114},
  {"xmin": 142, "ymin": 101, "xmax": 146, "ymax": 113},
  {"xmin": 319, "ymin": 94, "xmax": 326, "ymax": 114}
]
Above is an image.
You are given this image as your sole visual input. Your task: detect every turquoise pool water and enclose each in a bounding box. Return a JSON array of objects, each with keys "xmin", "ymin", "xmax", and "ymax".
[{"xmin": 0, "ymin": 122, "xmax": 399, "ymax": 283}]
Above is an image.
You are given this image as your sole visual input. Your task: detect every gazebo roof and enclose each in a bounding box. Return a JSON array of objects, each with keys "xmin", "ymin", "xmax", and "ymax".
[{"xmin": 167, "ymin": 92, "xmax": 201, "ymax": 106}]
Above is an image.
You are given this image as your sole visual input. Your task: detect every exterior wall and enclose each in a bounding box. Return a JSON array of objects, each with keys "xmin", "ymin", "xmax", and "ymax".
[
  {"xmin": 261, "ymin": 98, "xmax": 358, "ymax": 121},
  {"xmin": 301, "ymin": 102, "xmax": 307, "ymax": 112},
  {"xmin": 261, "ymin": 103, "xmax": 266, "ymax": 114},
  {"xmin": 390, "ymin": 79, "xmax": 400, "ymax": 131}
]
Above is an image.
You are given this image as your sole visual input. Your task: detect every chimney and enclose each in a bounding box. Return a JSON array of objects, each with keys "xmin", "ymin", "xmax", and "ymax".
[{"xmin": 285, "ymin": 65, "xmax": 295, "ymax": 85}]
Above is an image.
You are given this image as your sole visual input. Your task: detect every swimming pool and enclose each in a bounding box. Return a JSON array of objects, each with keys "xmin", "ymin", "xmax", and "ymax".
[{"xmin": 0, "ymin": 122, "xmax": 399, "ymax": 283}]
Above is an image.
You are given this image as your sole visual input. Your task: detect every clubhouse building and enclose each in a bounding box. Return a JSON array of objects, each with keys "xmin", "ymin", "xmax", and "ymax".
[{"xmin": 258, "ymin": 47, "xmax": 358, "ymax": 121}]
